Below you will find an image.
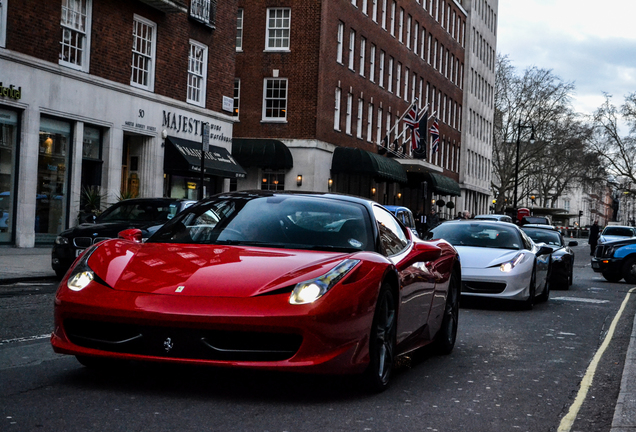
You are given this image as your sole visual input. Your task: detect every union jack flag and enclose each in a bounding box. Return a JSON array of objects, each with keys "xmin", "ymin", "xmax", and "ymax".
[
  {"xmin": 402, "ymin": 104, "xmax": 421, "ymax": 151},
  {"xmin": 429, "ymin": 117, "xmax": 440, "ymax": 154}
]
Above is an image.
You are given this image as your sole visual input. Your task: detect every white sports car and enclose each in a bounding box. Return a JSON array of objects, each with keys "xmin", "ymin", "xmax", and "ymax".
[{"xmin": 425, "ymin": 220, "xmax": 552, "ymax": 308}]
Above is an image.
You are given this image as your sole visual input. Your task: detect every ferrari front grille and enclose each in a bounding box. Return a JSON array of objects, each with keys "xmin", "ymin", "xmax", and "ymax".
[
  {"xmin": 462, "ymin": 281, "xmax": 506, "ymax": 294},
  {"xmin": 63, "ymin": 319, "xmax": 302, "ymax": 362}
]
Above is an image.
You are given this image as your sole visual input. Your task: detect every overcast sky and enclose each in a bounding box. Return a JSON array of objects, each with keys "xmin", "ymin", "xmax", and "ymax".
[{"xmin": 496, "ymin": 0, "xmax": 636, "ymax": 119}]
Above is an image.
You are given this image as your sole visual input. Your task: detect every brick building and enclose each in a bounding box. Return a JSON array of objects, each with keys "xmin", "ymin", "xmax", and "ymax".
[
  {"xmin": 233, "ymin": 0, "xmax": 466, "ymax": 217},
  {"xmin": 0, "ymin": 0, "xmax": 242, "ymax": 247}
]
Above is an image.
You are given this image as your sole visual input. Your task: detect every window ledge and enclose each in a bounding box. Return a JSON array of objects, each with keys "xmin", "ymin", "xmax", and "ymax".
[{"xmin": 261, "ymin": 119, "xmax": 288, "ymax": 124}]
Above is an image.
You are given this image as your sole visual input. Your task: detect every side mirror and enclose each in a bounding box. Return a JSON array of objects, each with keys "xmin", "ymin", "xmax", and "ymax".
[
  {"xmin": 568, "ymin": 241, "xmax": 578, "ymax": 247},
  {"xmin": 118, "ymin": 228, "xmax": 143, "ymax": 242},
  {"xmin": 537, "ymin": 245, "xmax": 552, "ymax": 256}
]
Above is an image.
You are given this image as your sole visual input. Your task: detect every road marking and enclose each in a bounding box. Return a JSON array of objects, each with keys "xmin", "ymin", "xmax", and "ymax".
[
  {"xmin": 557, "ymin": 287, "xmax": 636, "ymax": 432},
  {"xmin": 552, "ymin": 297, "xmax": 609, "ymax": 304},
  {"xmin": 0, "ymin": 334, "xmax": 51, "ymax": 346}
]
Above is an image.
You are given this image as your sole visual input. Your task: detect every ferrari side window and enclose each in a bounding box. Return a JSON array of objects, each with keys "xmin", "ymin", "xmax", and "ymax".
[{"xmin": 373, "ymin": 206, "xmax": 408, "ymax": 256}]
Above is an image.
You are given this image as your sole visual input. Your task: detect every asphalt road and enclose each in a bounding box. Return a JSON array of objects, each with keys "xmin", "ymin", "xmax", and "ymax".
[{"xmin": 1, "ymin": 243, "xmax": 634, "ymax": 432}]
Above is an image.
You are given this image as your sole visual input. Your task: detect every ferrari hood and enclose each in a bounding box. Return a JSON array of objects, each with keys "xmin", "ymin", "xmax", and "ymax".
[
  {"xmin": 453, "ymin": 246, "xmax": 522, "ymax": 269},
  {"xmin": 86, "ymin": 240, "xmax": 358, "ymax": 298}
]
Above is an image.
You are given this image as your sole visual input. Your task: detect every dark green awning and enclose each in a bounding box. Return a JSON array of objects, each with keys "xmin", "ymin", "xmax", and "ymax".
[
  {"xmin": 331, "ymin": 147, "xmax": 408, "ymax": 184},
  {"xmin": 232, "ymin": 138, "xmax": 293, "ymax": 170},
  {"xmin": 426, "ymin": 173, "xmax": 461, "ymax": 196},
  {"xmin": 165, "ymin": 136, "xmax": 246, "ymax": 178}
]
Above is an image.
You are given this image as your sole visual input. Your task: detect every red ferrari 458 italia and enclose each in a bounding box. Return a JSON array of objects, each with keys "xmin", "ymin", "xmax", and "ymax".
[{"xmin": 51, "ymin": 191, "xmax": 460, "ymax": 391}]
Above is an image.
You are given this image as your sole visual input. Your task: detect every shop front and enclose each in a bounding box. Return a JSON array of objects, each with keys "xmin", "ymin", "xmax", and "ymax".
[
  {"xmin": 164, "ymin": 136, "xmax": 246, "ymax": 199},
  {"xmin": 0, "ymin": 107, "xmax": 18, "ymax": 244}
]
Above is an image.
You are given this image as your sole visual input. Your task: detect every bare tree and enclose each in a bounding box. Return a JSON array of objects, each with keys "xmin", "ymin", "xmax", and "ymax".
[{"xmin": 492, "ymin": 55, "xmax": 598, "ymax": 212}]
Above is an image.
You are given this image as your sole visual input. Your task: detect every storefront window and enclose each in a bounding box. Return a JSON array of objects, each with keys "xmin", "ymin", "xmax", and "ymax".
[
  {"xmin": 0, "ymin": 108, "xmax": 18, "ymax": 243},
  {"xmin": 36, "ymin": 118, "xmax": 71, "ymax": 243},
  {"xmin": 261, "ymin": 170, "xmax": 285, "ymax": 191},
  {"xmin": 80, "ymin": 126, "xmax": 103, "ymax": 212}
]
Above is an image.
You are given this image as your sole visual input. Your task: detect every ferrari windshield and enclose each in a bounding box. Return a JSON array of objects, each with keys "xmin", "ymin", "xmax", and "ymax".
[
  {"xmin": 428, "ymin": 222, "xmax": 522, "ymax": 250},
  {"xmin": 148, "ymin": 194, "xmax": 374, "ymax": 252}
]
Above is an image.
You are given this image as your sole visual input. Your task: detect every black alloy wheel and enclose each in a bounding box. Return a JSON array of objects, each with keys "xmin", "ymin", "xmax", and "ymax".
[
  {"xmin": 435, "ymin": 267, "xmax": 460, "ymax": 354},
  {"xmin": 363, "ymin": 283, "xmax": 397, "ymax": 392},
  {"xmin": 622, "ymin": 257, "xmax": 636, "ymax": 284},
  {"xmin": 523, "ymin": 265, "xmax": 537, "ymax": 310}
]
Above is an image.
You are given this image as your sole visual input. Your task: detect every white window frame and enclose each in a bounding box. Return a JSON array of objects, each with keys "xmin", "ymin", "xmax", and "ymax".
[
  {"xmin": 403, "ymin": 67, "xmax": 409, "ymax": 101},
  {"xmin": 390, "ymin": 1, "xmax": 396, "ymax": 36},
  {"xmin": 357, "ymin": 98, "xmax": 364, "ymax": 139},
  {"xmin": 345, "ymin": 93, "xmax": 353, "ymax": 135},
  {"xmin": 372, "ymin": 0, "xmax": 378, "ymax": 22},
  {"xmin": 379, "ymin": 50, "xmax": 385, "ymax": 88},
  {"xmin": 0, "ymin": 0, "xmax": 7, "ymax": 48},
  {"xmin": 369, "ymin": 44, "xmax": 376, "ymax": 82},
  {"xmin": 381, "ymin": 0, "xmax": 387, "ymax": 29},
  {"xmin": 337, "ymin": 21, "xmax": 344, "ymax": 64},
  {"xmin": 236, "ymin": 8, "xmax": 244, "ymax": 51},
  {"xmin": 265, "ymin": 8, "xmax": 291, "ymax": 51},
  {"xmin": 262, "ymin": 78, "xmax": 288, "ymax": 122},
  {"xmin": 362, "ymin": 0, "xmax": 368, "ymax": 14},
  {"xmin": 187, "ymin": 40, "xmax": 208, "ymax": 107},
  {"xmin": 376, "ymin": 107, "xmax": 383, "ymax": 144},
  {"xmin": 398, "ymin": 8, "xmax": 404, "ymax": 43},
  {"xmin": 359, "ymin": 37, "xmax": 366, "ymax": 77},
  {"xmin": 130, "ymin": 14, "xmax": 156, "ymax": 91},
  {"xmin": 396, "ymin": 62, "xmax": 401, "ymax": 97},
  {"xmin": 348, "ymin": 29, "xmax": 356, "ymax": 71},
  {"xmin": 334, "ymin": 87, "xmax": 342, "ymax": 131},
  {"xmin": 406, "ymin": 14, "xmax": 411, "ymax": 49},
  {"xmin": 59, "ymin": 0, "xmax": 92, "ymax": 72},
  {"xmin": 233, "ymin": 78, "xmax": 241, "ymax": 118},
  {"xmin": 367, "ymin": 102, "xmax": 374, "ymax": 142},
  {"xmin": 387, "ymin": 56, "xmax": 393, "ymax": 93}
]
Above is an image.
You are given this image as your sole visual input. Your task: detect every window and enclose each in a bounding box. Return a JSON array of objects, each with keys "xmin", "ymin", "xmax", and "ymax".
[
  {"xmin": 379, "ymin": 50, "xmax": 385, "ymax": 87},
  {"xmin": 373, "ymin": 206, "xmax": 408, "ymax": 256},
  {"xmin": 387, "ymin": 56, "xmax": 393, "ymax": 93},
  {"xmin": 261, "ymin": 171, "xmax": 285, "ymax": 191},
  {"xmin": 396, "ymin": 62, "xmax": 401, "ymax": 97},
  {"xmin": 336, "ymin": 22, "xmax": 344, "ymax": 63},
  {"xmin": 190, "ymin": 0, "xmax": 216, "ymax": 26},
  {"xmin": 59, "ymin": 0, "xmax": 92, "ymax": 71},
  {"xmin": 398, "ymin": 8, "xmax": 403, "ymax": 43},
  {"xmin": 406, "ymin": 14, "xmax": 411, "ymax": 49},
  {"xmin": 266, "ymin": 8, "xmax": 291, "ymax": 51},
  {"xmin": 369, "ymin": 44, "xmax": 376, "ymax": 82},
  {"xmin": 348, "ymin": 29, "xmax": 356, "ymax": 70},
  {"xmin": 236, "ymin": 9, "xmax": 244, "ymax": 51},
  {"xmin": 404, "ymin": 67, "xmax": 409, "ymax": 101},
  {"xmin": 372, "ymin": 0, "xmax": 378, "ymax": 22},
  {"xmin": 0, "ymin": 0, "xmax": 6, "ymax": 47},
  {"xmin": 262, "ymin": 78, "xmax": 288, "ymax": 122},
  {"xmin": 359, "ymin": 37, "xmax": 366, "ymax": 76},
  {"xmin": 390, "ymin": 1, "xmax": 396, "ymax": 36},
  {"xmin": 362, "ymin": 0, "xmax": 368, "ymax": 14},
  {"xmin": 381, "ymin": 0, "xmax": 387, "ymax": 29},
  {"xmin": 131, "ymin": 15, "xmax": 156, "ymax": 91},
  {"xmin": 357, "ymin": 98, "xmax": 364, "ymax": 139},
  {"xmin": 345, "ymin": 93, "xmax": 353, "ymax": 135},
  {"xmin": 187, "ymin": 40, "xmax": 208, "ymax": 107},
  {"xmin": 334, "ymin": 87, "xmax": 342, "ymax": 130},
  {"xmin": 376, "ymin": 107, "xmax": 383, "ymax": 144},
  {"xmin": 367, "ymin": 103, "xmax": 374, "ymax": 142},
  {"xmin": 233, "ymin": 79, "xmax": 240, "ymax": 117}
]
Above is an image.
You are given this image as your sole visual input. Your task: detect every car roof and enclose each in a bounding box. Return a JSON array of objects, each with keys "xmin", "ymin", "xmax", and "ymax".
[
  {"xmin": 383, "ymin": 205, "xmax": 411, "ymax": 212},
  {"xmin": 474, "ymin": 214, "xmax": 511, "ymax": 220},
  {"xmin": 520, "ymin": 224, "xmax": 558, "ymax": 230}
]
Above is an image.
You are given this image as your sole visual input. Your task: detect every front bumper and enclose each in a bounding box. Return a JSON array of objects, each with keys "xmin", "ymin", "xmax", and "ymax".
[
  {"xmin": 591, "ymin": 257, "xmax": 622, "ymax": 274},
  {"xmin": 51, "ymin": 280, "xmax": 377, "ymax": 375},
  {"xmin": 460, "ymin": 266, "xmax": 531, "ymax": 301}
]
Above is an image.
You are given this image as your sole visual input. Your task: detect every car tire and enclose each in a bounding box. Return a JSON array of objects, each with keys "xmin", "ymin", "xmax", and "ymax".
[
  {"xmin": 602, "ymin": 271, "xmax": 622, "ymax": 283},
  {"xmin": 523, "ymin": 265, "xmax": 537, "ymax": 310},
  {"xmin": 434, "ymin": 267, "xmax": 460, "ymax": 355},
  {"xmin": 363, "ymin": 283, "xmax": 397, "ymax": 392},
  {"xmin": 622, "ymin": 257, "xmax": 636, "ymax": 284}
]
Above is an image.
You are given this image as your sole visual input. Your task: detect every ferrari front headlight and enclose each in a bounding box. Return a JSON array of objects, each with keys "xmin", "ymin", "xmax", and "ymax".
[
  {"xmin": 289, "ymin": 259, "xmax": 360, "ymax": 305},
  {"xmin": 499, "ymin": 253, "xmax": 524, "ymax": 273},
  {"xmin": 66, "ymin": 245, "xmax": 100, "ymax": 291}
]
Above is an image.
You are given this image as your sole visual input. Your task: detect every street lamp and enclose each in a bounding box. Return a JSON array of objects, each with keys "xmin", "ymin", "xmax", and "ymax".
[{"xmin": 514, "ymin": 119, "xmax": 535, "ymax": 211}]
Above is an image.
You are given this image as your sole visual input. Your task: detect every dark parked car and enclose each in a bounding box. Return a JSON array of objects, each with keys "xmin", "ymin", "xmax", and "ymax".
[
  {"xmin": 52, "ymin": 198, "xmax": 196, "ymax": 277},
  {"xmin": 520, "ymin": 224, "xmax": 578, "ymax": 289},
  {"xmin": 592, "ymin": 237, "xmax": 636, "ymax": 283},
  {"xmin": 473, "ymin": 214, "xmax": 514, "ymax": 223},
  {"xmin": 384, "ymin": 205, "xmax": 419, "ymax": 238}
]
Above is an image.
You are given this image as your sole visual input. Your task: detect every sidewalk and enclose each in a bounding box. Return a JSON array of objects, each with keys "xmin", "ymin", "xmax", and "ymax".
[
  {"xmin": 0, "ymin": 244, "xmax": 634, "ymax": 430},
  {"xmin": 0, "ymin": 246, "xmax": 57, "ymax": 283}
]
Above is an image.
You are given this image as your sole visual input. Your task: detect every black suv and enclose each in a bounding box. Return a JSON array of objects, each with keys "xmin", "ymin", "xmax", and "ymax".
[
  {"xmin": 52, "ymin": 198, "xmax": 196, "ymax": 277},
  {"xmin": 591, "ymin": 237, "xmax": 636, "ymax": 283}
]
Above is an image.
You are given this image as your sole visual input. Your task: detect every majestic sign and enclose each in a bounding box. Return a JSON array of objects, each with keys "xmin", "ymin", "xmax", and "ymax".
[{"xmin": 162, "ymin": 110, "xmax": 231, "ymax": 144}]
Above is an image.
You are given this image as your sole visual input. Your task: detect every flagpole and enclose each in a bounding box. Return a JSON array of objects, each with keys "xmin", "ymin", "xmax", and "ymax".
[{"xmin": 379, "ymin": 99, "xmax": 419, "ymax": 147}]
